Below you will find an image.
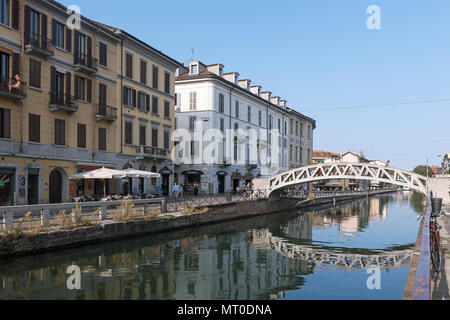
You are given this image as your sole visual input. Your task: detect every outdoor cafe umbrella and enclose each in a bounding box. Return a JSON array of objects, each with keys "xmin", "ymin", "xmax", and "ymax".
[
  {"xmin": 113, "ymin": 169, "xmax": 160, "ymax": 179},
  {"xmin": 69, "ymin": 167, "xmax": 137, "ymax": 197}
]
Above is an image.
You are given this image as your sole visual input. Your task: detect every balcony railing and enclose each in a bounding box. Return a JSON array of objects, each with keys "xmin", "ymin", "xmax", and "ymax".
[
  {"xmin": 96, "ymin": 104, "xmax": 118, "ymax": 121},
  {"xmin": 24, "ymin": 32, "xmax": 54, "ymax": 57},
  {"xmin": 48, "ymin": 91, "xmax": 78, "ymax": 113},
  {"xmin": 136, "ymin": 146, "xmax": 169, "ymax": 159},
  {"xmin": 74, "ymin": 54, "xmax": 98, "ymax": 74},
  {"xmin": 0, "ymin": 77, "xmax": 27, "ymax": 101}
]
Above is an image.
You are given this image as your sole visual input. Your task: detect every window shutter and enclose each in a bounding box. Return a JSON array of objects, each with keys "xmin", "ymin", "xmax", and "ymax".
[
  {"xmin": 87, "ymin": 36, "xmax": 92, "ymax": 67},
  {"xmin": 74, "ymin": 75, "xmax": 79, "ymax": 100},
  {"xmin": 41, "ymin": 14, "xmax": 48, "ymax": 49},
  {"xmin": 12, "ymin": 0, "xmax": 20, "ymax": 30},
  {"xmin": 99, "ymin": 128, "xmax": 106, "ymax": 150},
  {"xmin": 66, "ymin": 28, "xmax": 72, "ymax": 52},
  {"xmin": 12, "ymin": 53, "xmax": 20, "ymax": 78},
  {"xmin": 86, "ymin": 79, "xmax": 92, "ymax": 103},
  {"xmin": 140, "ymin": 60, "xmax": 146, "ymax": 84},
  {"xmin": 146, "ymin": 94, "xmax": 150, "ymax": 112},
  {"xmin": 132, "ymin": 89, "xmax": 137, "ymax": 107},
  {"xmin": 126, "ymin": 54, "xmax": 133, "ymax": 78},
  {"xmin": 52, "ymin": 19, "xmax": 57, "ymax": 45},
  {"xmin": 165, "ymin": 73, "xmax": 170, "ymax": 94},
  {"xmin": 50, "ymin": 66, "xmax": 56, "ymax": 93},
  {"xmin": 24, "ymin": 6, "xmax": 30, "ymax": 44},
  {"xmin": 74, "ymin": 31, "xmax": 79, "ymax": 60},
  {"xmin": 152, "ymin": 66, "xmax": 158, "ymax": 89},
  {"xmin": 65, "ymin": 71, "xmax": 71, "ymax": 103},
  {"xmin": 29, "ymin": 114, "xmax": 40, "ymax": 143},
  {"xmin": 139, "ymin": 125, "xmax": 145, "ymax": 146},
  {"xmin": 2, "ymin": 109, "xmax": 11, "ymax": 139},
  {"xmin": 99, "ymin": 83, "xmax": 106, "ymax": 105},
  {"xmin": 123, "ymin": 86, "xmax": 127, "ymax": 105}
]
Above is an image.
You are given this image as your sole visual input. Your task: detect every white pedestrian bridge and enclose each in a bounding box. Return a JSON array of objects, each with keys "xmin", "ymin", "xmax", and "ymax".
[{"xmin": 257, "ymin": 163, "xmax": 428, "ymax": 198}]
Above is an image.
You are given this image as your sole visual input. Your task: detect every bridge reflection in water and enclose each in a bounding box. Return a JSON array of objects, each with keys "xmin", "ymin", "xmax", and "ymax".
[{"xmin": 0, "ymin": 194, "xmax": 420, "ymax": 300}]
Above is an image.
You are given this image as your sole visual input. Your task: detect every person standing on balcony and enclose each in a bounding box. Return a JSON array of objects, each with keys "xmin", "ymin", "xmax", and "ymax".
[{"xmin": 8, "ymin": 75, "xmax": 21, "ymax": 93}]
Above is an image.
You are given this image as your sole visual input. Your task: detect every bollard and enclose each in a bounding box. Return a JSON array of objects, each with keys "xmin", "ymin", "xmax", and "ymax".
[
  {"xmin": 41, "ymin": 209, "xmax": 50, "ymax": 227},
  {"xmin": 3, "ymin": 212, "xmax": 14, "ymax": 232},
  {"xmin": 100, "ymin": 204, "xmax": 108, "ymax": 220},
  {"xmin": 161, "ymin": 200, "xmax": 167, "ymax": 214},
  {"xmin": 144, "ymin": 203, "xmax": 149, "ymax": 217}
]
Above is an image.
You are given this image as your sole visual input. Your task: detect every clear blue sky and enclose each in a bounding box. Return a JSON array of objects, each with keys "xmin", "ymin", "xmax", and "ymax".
[{"xmin": 59, "ymin": 0, "xmax": 450, "ymax": 170}]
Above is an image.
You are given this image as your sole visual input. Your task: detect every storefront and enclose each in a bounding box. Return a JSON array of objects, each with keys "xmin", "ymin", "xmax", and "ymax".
[
  {"xmin": 159, "ymin": 167, "xmax": 173, "ymax": 196},
  {"xmin": 0, "ymin": 167, "xmax": 15, "ymax": 206},
  {"xmin": 216, "ymin": 171, "xmax": 227, "ymax": 194}
]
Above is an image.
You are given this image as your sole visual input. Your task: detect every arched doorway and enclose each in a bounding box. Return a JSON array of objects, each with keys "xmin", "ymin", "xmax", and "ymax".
[{"xmin": 49, "ymin": 169, "xmax": 62, "ymax": 203}]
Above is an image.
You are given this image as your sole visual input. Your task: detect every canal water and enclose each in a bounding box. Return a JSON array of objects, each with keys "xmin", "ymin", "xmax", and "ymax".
[{"xmin": 0, "ymin": 192, "xmax": 425, "ymax": 300}]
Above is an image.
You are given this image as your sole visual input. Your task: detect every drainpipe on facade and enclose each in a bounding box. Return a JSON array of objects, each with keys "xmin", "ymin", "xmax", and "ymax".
[{"xmin": 19, "ymin": 0, "xmax": 25, "ymax": 153}]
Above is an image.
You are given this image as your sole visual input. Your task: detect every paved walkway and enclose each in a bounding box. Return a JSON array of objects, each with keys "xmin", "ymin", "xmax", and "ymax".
[{"xmin": 430, "ymin": 206, "xmax": 450, "ymax": 300}]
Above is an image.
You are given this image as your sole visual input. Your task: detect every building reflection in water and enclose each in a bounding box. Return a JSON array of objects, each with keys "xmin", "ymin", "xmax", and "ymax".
[{"xmin": 0, "ymin": 195, "xmax": 416, "ymax": 300}]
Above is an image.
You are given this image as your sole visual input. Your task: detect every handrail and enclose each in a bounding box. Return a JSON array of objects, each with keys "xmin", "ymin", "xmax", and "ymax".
[
  {"xmin": 96, "ymin": 104, "xmax": 118, "ymax": 119},
  {"xmin": 412, "ymin": 197, "xmax": 431, "ymax": 300}
]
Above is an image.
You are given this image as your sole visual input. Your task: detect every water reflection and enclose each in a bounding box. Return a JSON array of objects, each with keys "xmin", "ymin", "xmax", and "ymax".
[{"xmin": 0, "ymin": 194, "xmax": 423, "ymax": 300}]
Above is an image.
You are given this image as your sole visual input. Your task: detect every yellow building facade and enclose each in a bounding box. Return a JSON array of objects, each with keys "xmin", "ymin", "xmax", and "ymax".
[{"xmin": 0, "ymin": 0, "xmax": 180, "ymax": 205}]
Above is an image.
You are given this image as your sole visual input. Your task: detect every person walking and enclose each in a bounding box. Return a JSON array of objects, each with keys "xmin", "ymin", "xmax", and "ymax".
[{"xmin": 172, "ymin": 183, "xmax": 180, "ymax": 200}]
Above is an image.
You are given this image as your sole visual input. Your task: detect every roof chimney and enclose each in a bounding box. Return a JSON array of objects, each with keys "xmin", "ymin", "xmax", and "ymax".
[
  {"xmin": 261, "ymin": 91, "xmax": 272, "ymax": 101},
  {"xmin": 271, "ymin": 96, "xmax": 280, "ymax": 106},
  {"xmin": 280, "ymin": 99, "xmax": 287, "ymax": 108},
  {"xmin": 189, "ymin": 60, "xmax": 207, "ymax": 75},
  {"xmin": 224, "ymin": 72, "xmax": 240, "ymax": 84},
  {"xmin": 238, "ymin": 79, "xmax": 251, "ymax": 91},
  {"xmin": 207, "ymin": 64, "xmax": 224, "ymax": 77},
  {"xmin": 250, "ymin": 85, "xmax": 262, "ymax": 96}
]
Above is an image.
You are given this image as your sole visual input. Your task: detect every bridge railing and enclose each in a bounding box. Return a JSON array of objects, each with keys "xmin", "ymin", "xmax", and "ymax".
[
  {"xmin": 412, "ymin": 197, "xmax": 432, "ymax": 300},
  {"xmin": 282, "ymin": 188, "xmax": 399, "ymax": 199}
]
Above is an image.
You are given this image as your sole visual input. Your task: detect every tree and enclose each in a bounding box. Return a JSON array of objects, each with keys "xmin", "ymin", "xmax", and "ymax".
[{"xmin": 413, "ymin": 165, "xmax": 434, "ymax": 178}]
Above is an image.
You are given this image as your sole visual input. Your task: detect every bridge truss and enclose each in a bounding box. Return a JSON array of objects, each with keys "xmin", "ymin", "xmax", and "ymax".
[{"xmin": 268, "ymin": 162, "xmax": 428, "ymax": 196}]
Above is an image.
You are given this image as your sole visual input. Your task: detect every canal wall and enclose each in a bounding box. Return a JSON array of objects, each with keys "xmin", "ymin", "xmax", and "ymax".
[
  {"xmin": 0, "ymin": 198, "xmax": 298, "ymax": 260},
  {"xmin": 296, "ymin": 189, "xmax": 398, "ymax": 209}
]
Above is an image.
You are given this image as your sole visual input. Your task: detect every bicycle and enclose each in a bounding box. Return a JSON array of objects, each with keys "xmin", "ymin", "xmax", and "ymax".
[{"xmin": 418, "ymin": 211, "xmax": 444, "ymax": 272}]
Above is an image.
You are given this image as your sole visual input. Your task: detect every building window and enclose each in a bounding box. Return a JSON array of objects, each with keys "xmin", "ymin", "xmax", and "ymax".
[
  {"xmin": 152, "ymin": 96, "xmax": 158, "ymax": 114},
  {"xmin": 124, "ymin": 120, "xmax": 133, "ymax": 145},
  {"xmin": 76, "ymin": 32, "xmax": 86, "ymax": 60},
  {"xmin": 0, "ymin": 108, "xmax": 11, "ymax": 139},
  {"xmin": 123, "ymin": 86, "xmax": 136, "ymax": 107},
  {"xmin": 220, "ymin": 118, "xmax": 225, "ymax": 133},
  {"xmin": 218, "ymin": 93, "xmax": 224, "ymax": 113},
  {"xmin": 191, "ymin": 64, "xmax": 198, "ymax": 74},
  {"xmin": 258, "ymin": 110, "xmax": 262, "ymax": 127},
  {"xmin": 76, "ymin": 76, "xmax": 85, "ymax": 101},
  {"xmin": 164, "ymin": 101, "xmax": 170, "ymax": 118},
  {"xmin": 138, "ymin": 92, "xmax": 148, "ymax": 111},
  {"xmin": 54, "ymin": 21, "xmax": 65, "ymax": 49},
  {"xmin": 290, "ymin": 119, "xmax": 293, "ymax": 135},
  {"xmin": 0, "ymin": 51, "xmax": 8, "ymax": 80},
  {"xmin": 189, "ymin": 92, "xmax": 197, "ymax": 110},
  {"xmin": 0, "ymin": 0, "xmax": 10, "ymax": 25},
  {"xmin": 247, "ymin": 105, "xmax": 251, "ymax": 123},
  {"xmin": 139, "ymin": 124, "xmax": 146, "ymax": 146},
  {"xmin": 235, "ymin": 101, "xmax": 239, "ymax": 118},
  {"xmin": 189, "ymin": 116, "xmax": 196, "ymax": 131},
  {"xmin": 308, "ymin": 125, "xmax": 311, "ymax": 139},
  {"xmin": 151, "ymin": 127, "xmax": 158, "ymax": 148},
  {"xmin": 164, "ymin": 129, "xmax": 170, "ymax": 150},
  {"xmin": 29, "ymin": 113, "xmax": 40, "ymax": 143},
  {"xmin": 152, "ymin": 65, "xmax": 159, "ymax": 89},
  {"xmin": 295, "ymin": 146, "xmax": 299, "ymax": 162},
  {"xmin": 29, "ymin": 9, "xmax": 39, "ymax": 43},
  {"xmin": 295, "ymin": 121, "xmax": 299, "ymax": 136},
  {"xmin": 140, "ymin": 60, "xmax": 147, "ymax": 85},
  {"xmin": 29, "ymin": 59, "xmax": 41, "ymax": 88},
  {"xmin": 164, "ymin": 72, "xmax": 170, "ymax": 94},
  {"xmin": 54, "ymin": 119, "xmax": 65, "ymax": 146},
  {"xmin": 98, "ymin": 127, "xmax": 106, "ymax": 151},
  {"xmin": 77, "ymin": 123, "xmax": 86, "ymax": 148},
  {"xmin": 99, "ymin": 42, "xmax": 107, "ymax": 67},
  {"xmin": 125, "ymin": 52, "xmax": 133, "ymax": 79},
  {"xmin": 269, "ymin": 115, "xmax": 273, "ymax": 130}
]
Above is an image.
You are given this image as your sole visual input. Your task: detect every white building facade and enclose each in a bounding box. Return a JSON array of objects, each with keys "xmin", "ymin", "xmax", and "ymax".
[
  {"xmin": 174, "ymin": 61, "xmax": 298, "ymax": 194},
  {"xmin": 287, "ymin": 108, "xmax": 316, "ymax": 169}
]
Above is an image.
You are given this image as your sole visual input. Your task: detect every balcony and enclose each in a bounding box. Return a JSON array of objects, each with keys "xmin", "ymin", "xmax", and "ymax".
[
  {"xmin": 24, "ymin": 33, "xmax": 54, "ymax": 58},
  {"xmin": 48, "ymin": 91, "xmax": 78, "ymax": 114},
  {"xmin": 96, "ymin": 104, "xmax": 118, "ymax": 122},
  {"xmin": 74, "ymin": 54, "xmax": 98, "ymax": 74},
  {"xmin": 0, "ymin": 77, "xmax": 27, "ymax": 102},
  {"xmin": 136, "ymin": 146, "xmax": 169, "ymax": 160}
]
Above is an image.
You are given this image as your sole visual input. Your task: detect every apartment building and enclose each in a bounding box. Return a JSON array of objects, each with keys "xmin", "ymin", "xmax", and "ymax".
[
  {"xmin": 287, "ymin": 107, "xmax": 315, "ymax": 169},
  {"xmin": 0, "ymin": 0, "xmax": 179, "ymax": 205},
  {"xmin": 174, "ymin": 60, "xmax": 296, "ymax": 194}
]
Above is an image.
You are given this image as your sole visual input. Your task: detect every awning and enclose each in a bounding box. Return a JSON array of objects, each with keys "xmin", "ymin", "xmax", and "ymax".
[
  {"xmin": 114, "ymin": 169, "xmax": 160, "ymax": 179},
  {"xmin": 69, "ymin": 168, "xmax": 133, "ymax": 180},
  {"xmin": 159, "ymin": 167, "xmax": 173, "ymax": 175},
  {"xmin": 181, "ymin": 171, "xmax": 204, "ymax": 175}
]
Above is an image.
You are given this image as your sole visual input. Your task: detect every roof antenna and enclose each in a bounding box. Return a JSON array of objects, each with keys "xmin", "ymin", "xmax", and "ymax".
[{"xmin": 191, "ymin": 48, "xmax": 195, "ymax": 62}]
